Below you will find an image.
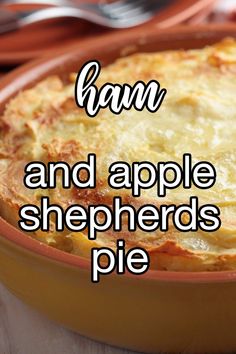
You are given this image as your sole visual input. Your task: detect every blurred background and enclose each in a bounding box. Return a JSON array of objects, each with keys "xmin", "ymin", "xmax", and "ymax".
[{"xmin": 0, "ymin": 0, "xmax": 235, "ymax": 72}]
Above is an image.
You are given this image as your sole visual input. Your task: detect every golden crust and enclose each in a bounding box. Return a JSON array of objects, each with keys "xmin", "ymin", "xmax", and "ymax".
[{"xmin": 1, "ymin": 38, "xmax": 236, "ymax": 271}]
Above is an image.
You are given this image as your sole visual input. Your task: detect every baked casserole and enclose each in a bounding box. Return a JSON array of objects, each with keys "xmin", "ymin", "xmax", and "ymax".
[{"xmin": 0, "ymin": 38, "xmax": 236, "ymax": 271}]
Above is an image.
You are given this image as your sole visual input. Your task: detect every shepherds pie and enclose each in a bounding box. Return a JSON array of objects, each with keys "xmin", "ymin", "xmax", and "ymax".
[{"xmin": 1, "ymin": 38, "xmax": 236, "ymax": 271}]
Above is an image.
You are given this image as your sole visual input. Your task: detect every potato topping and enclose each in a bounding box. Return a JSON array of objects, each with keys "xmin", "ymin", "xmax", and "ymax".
[{"xmin": 1, "ymin": 38, "xmax": 236, "ymax": 271}]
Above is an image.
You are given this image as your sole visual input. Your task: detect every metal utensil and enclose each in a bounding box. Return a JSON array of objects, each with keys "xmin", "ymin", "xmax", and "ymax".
[{"xmin": 0, "ymin": 0, "xmax": 165, "ymax": 32}]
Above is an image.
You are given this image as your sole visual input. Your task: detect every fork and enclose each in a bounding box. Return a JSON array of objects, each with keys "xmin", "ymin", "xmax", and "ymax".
[{"xmin": 0, "ymin": 0, "xmax": 166, "ymax": 32}]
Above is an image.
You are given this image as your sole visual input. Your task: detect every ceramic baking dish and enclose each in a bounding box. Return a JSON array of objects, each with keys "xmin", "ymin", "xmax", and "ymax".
[{"xmin": 1, "ymin": 24, "xmax": 236, "ymax": 354}]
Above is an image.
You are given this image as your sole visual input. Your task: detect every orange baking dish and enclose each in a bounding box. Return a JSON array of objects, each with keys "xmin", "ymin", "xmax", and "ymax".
[{"xmin": 1, "ymin": 24, "xmax": 236, "ymax": 354}]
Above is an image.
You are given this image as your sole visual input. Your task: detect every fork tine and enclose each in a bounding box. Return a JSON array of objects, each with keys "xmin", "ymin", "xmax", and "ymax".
[
  {"xmin": 101, "ymin": 0, "xmax": 162, "ymax": 20},
  {"xmin": 113, "ymin": 14, "xmax": 152, "ymax": 27},
  {"xmin": 112, "ymin": 5, "xmax": 150, "ymax": 20},
  {"xmin": 110, "ymin": 6, "xmax": 155, "ymax": 26},
  {"xmin": 100, "ymin": 0, "xmax": 145, "ymax": 16}
]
